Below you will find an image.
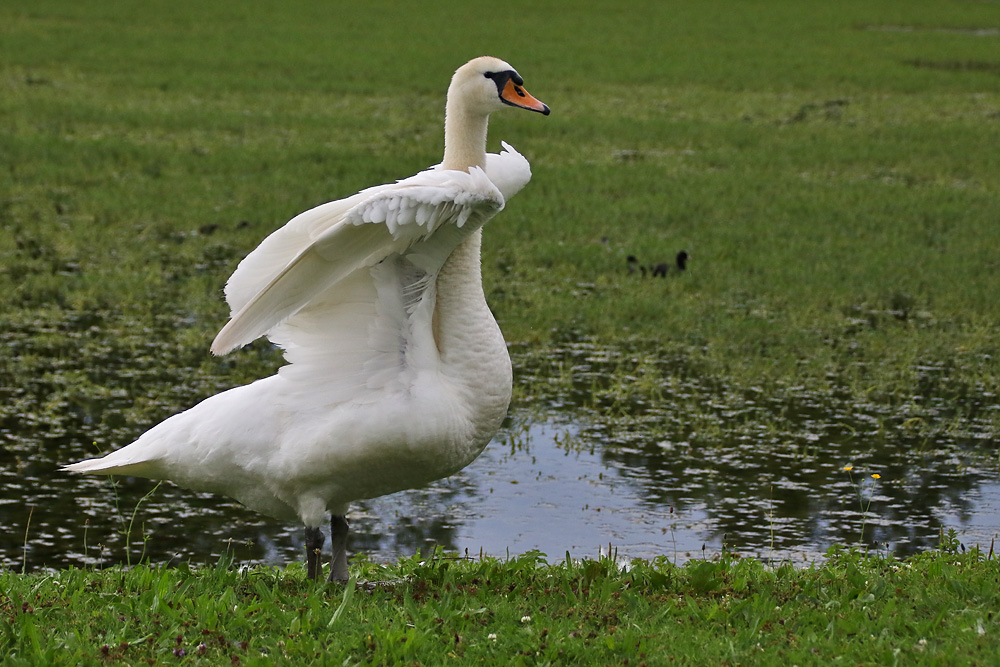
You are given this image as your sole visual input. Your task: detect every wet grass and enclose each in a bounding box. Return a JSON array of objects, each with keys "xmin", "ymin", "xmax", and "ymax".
[{"xmin": 3, "ymin": 542, "xmax": 1000, "ymax": 665}]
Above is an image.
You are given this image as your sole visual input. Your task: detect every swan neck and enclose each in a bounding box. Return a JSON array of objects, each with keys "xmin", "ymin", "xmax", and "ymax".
[
  {"xmin": 435, "ymin": 229, "xmax": 487, "ymax": 337},
  {"xmin": 442, "ymin": 101, "xmax": 489, "ymax": 171},
  {"xmin": 433, "ymin": 227, "xmax": 512, "ymax": 431}
]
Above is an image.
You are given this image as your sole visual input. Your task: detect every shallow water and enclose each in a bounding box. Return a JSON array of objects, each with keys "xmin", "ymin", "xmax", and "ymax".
[{"xmin": 2, "ymin": 334, "xmax": 998, "ymax": 572}]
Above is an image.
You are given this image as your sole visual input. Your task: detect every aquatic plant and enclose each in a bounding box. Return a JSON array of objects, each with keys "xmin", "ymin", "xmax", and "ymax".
[{"xmin": 843, "ymin": 465, "xmax": 883, "ymax": 548}]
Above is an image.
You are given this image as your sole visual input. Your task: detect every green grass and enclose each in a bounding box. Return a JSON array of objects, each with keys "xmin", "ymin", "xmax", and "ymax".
[
  {"xmin": 3, "ymin": 0, "xmax": 999, "ymax": 421},
  {"xmin": 3, "ymin": 540, "xmax": 999, "ymax": 665},
  {"xmin": 2, "ymin": 0, "xmax": 1000, "ymax": 661}
]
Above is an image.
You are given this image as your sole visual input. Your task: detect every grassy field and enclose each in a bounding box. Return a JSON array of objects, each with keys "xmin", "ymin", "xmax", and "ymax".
[
  {"xmin": 3, "ymin": 541, "xmax": 1000, "ymax": 665},
  {"xmin": 2, "ymin": 0, "xmax": 1000, "ymax": 662},
  {"xmin": 2, "ymin": 1, "xmax": 999, "ymax": 430}
]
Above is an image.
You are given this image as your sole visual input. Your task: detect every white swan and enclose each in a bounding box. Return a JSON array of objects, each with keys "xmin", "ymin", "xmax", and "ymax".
[{"xmin": 64, "ymin": 56, "xmax": 549, "ymax": 581}]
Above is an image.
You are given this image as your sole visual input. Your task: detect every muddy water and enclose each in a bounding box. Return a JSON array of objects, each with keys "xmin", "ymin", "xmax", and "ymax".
[{"xmin": 2, "ymin": 329, "xmax": 998, "ymax": 572}]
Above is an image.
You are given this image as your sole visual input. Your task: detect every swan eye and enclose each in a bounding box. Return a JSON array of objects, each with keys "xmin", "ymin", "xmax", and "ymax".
[{"xmin": 484, "ymin": 71, "xmax": 506, "ymax": 96}]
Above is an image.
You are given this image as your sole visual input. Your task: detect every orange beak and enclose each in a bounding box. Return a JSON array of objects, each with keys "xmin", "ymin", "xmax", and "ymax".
[{"xmin": 500, "ymin": 78, "xmax": 550, "ymax": 115}]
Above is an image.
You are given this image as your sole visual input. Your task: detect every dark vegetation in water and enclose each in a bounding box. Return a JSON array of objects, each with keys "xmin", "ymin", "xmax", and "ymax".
[
  {"xmin": 1, "ymin": 307, "xmax": 995, "ymax": 570},
  {"xmin": 511, "ymin": 337, "xmax": 997, "ymax": 557}
]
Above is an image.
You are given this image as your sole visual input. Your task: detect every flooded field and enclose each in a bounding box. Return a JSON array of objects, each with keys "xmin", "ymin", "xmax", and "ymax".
[{"xmin": 2, "ymin": 327, "xmax": 997, "ymax": 572}]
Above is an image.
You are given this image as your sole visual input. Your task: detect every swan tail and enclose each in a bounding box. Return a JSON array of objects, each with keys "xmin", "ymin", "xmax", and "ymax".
[{"xmin": 62, "ymin": 449, "xmax": 161, "ymax": 478}]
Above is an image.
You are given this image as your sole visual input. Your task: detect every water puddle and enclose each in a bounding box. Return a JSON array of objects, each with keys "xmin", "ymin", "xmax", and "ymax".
[{"xmin": 2, "ymin": 330, "xmax": 998, "ymax": 571}]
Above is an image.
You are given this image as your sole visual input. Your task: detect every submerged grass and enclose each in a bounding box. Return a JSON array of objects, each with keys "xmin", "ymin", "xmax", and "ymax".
[{"xmin": 3, "ymin": 543, "xmax": 1000, "ymax": 665}]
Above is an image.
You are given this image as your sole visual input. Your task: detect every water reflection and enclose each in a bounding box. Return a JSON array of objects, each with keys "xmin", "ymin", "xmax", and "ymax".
[
  {"xmin": 5, "ymin": 417, "xmax": 999, "ymax": 572},
  {"xmin": 2, "ymin": 330, "xmax": 998, "ymax": 572}
]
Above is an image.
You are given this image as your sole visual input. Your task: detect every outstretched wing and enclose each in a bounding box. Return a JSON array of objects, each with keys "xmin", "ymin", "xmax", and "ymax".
[
  {"xmin": 221, "ymin": 142, "xmax": 531, "ymax": 318},
  {"xmin": 222, "ymin": 187, "xmax": 382, "ymax": 318},
  {"xmin": 211, "ymin": 165, "xmax": 505, "ymax": 356}
]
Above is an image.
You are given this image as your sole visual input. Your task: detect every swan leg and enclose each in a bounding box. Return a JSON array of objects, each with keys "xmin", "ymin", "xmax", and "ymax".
[
  {"xmin": 305, "ymin": 526, "xmax": 324, "ymax": 580},
  {"xmin": 329, "ymin": 515, "xmax": 350, "ymax": 582}
]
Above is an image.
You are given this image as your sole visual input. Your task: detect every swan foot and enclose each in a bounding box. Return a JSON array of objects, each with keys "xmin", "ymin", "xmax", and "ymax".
[
  {"xmin": 305, "ymin": 525, "xmax": 324, "ymax": 580},
  {"xmin": 329, "ymin": 515, "xmax": 350, "ymax": 582}
]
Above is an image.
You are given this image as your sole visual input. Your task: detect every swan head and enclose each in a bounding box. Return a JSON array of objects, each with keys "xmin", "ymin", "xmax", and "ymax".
[{"xmin": 448, "ymin": 56, "xmax": 550, "ymax": 117}]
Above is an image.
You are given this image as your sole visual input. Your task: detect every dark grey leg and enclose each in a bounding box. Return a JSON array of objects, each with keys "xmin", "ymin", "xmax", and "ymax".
[
  {"xmin": 305, "ymin": 526, "xmax": 324, "ymax": 580},
  {"xmin": 329, "ymin": 515, "xmax": 350, "ymax": 582}
]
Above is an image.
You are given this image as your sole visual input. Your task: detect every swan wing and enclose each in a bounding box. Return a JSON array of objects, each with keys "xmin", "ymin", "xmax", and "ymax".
[
  {"xmin": 485, "ymin": 142, "xmax": 532, "ymax": 201},
  {"xmin": 210, "ymin": 165, "xmax": 505, "ymax": 356},
  {"xmin": 222, "ymin": 142, "xmax": 531, "ymax": 316},
  {"xmin": 222, "ymin": 185, "xmax": 389, "ymax": 316}
]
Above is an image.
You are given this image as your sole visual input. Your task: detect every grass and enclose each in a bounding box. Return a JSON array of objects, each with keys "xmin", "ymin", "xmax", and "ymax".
[
  {"xmin": 3, "ymin": 540, "xmax": 1000, "ymax": 665},
  {"xmin": 2, "ymin": 0, "xmax": 1000, "ymax": 661},
  {"xmin": 3, "ymin": 0, "xmax": 999, "ymax": 422}
]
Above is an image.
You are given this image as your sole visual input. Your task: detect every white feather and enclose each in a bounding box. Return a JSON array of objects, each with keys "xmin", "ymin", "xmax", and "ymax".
[{"xmin": 210, "ymin": 165, "xmax": 504, "ymax": 356}]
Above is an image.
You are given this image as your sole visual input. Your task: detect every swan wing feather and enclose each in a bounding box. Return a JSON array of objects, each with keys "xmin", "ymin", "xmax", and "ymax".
[
  {"xmin": 222, "ymin": 187, "xmax": 382, "ymax": 315},
  {"xmin": 210, "ymin": 166, "xmax": 504, "ymax": 355},
  {"xmin": 221, "ymin": 143, "xmax": 530, "ymax": 316},
  {"xmin": 485, "ymin": 142, "xmax": 532, "ymax": 201}
]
